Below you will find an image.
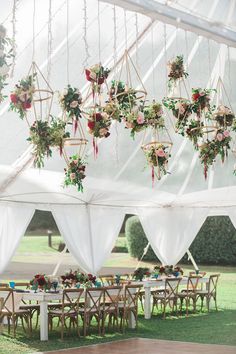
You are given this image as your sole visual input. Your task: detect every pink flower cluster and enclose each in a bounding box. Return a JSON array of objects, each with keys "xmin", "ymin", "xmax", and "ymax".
[{"xmin": 216, "ymin": 130, "xmax": 230, "ymax": 142}]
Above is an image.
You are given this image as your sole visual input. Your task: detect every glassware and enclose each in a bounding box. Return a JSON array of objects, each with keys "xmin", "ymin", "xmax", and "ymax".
[
  {"xmin": 9, "ymin": 281, "xmax": 15, "ymax": 289},
  {"xmin": 51, "ymin": 281, "xmax": 58, "ymax": 292}
]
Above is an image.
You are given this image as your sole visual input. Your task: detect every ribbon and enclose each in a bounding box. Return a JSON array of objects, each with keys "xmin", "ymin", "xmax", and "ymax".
[
  {"xmin": 73, "ymin": 119, "xmax": 78, "ymax": 135},
  {"xmin": 152, "ymin": 166, "xmax": 155, "ymax": 188},
  {"xmin": 93, "ymin": 138, "xmax": 98, "ymax": 159}
]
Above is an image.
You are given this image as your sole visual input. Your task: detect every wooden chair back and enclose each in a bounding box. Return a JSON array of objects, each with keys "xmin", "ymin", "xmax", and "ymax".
[
  {"xmin": 104, "ymin": 286, "xmax": 122, "ymax": 313},
  {"xmin": 123, "ymin": 284, "xmax": 142, "ymax": 311},
  {"xmin": 62, "ymin": 288, "xmax": 84, "ymax": 315},
  {"xmin": 165, "ymin": 278, "xmax": 181, "ymax": 300},
  {"xmin": 14, "ymin": 282, "xmax": 30, "ymax": 289},
  {"xmin": 0, "ymin": 283, "xmax": 9, "ymax": 288},
  {"xmin": 84, "ymin": 288, "xmax": 105, "ymax": 316},
  {"xmin": 186, "ymin": 276, "xmax": 202, "ymax": 293},
  {"xmin": 208, "ymin": 274, "xmax": 220, "ymax": 296},
  {"xmin": 0, "ymin": 288, "xmax": 22, "ymax": 314},
  {"xmin": 189, "ymin": 271, "xmax": 206, "ymax": 277}
]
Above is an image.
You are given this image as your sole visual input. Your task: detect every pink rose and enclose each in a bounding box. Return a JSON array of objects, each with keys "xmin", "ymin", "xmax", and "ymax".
[
  {"xmin": 156, "ymin": 149, "xmax": 165, "ymax": 157},
  {"xmin": 70, "ymin": 100, "xmax": 79, "ymax": 108},
  {"xmin": 216, "ymin": 133, "xmax": 223, "ymax": 142},
  {"xmin": 223, "ymin": 130, "xmax": 230, "ymax": 138},
  {"xmin": 70, "ymin": 173, "xmax": 76, "ymax": 180},
  {"xmin": 137, "ymin": 112, "xmax": 144, "ymax": 124}
]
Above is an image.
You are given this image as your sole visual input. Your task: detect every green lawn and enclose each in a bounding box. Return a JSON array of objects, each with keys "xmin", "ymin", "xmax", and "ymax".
[{"xmin": 16, "ymin": 236, "xmax": 63, "ymax": 254}]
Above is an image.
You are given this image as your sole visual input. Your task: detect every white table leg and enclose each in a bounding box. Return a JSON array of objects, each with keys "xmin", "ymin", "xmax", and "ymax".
[
  {"xmin": 128, "ymin": 311, "xmax": 135, "ymax": 329},
  {"xmin": 144, "ymin": 286, "xmax": 151, "ymax": 319},
  {"xmin": 40, "ymin": 300, "xmax": 48, "ymax": 341}
]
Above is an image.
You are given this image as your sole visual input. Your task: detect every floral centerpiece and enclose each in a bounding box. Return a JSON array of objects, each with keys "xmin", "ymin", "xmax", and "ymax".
[
  {"xmin": 133, "ymin": 267, "xmax": 150, "ymax": 281},
  {"xmin": 60, "ymin": 85, "xmax": 82, "ymax": 132},
  {"xmin": 143, "ymin": 101, "xmax": 165, "ymax": 130},
  {"xmin": 64, "ymin": 154, "xmax": 86, "ymax": 192},
  {"xmin": 27, "ymin": 120, "xmax": 52, "ymax": 168},
  {"xmin": 9, "ymin": 75, "xmax": 35, "ymax": 119},
  {"xmin": 214, "ymin": 105, "xmax": 235, "ymax": 127},
  {"xmin": 143, "ymin": 143, "xmax": 170, "ymax": 181},
  {"xmin": 186, "ymin": 119, "xmax": 203, "ymax": 148},
  {"xmin": 75, "ymin": 272, "xmax": 97, "ymax": 288},
  {"xmin": 167, "ymin": 55, "xmax": 188, "ymax": 89},
  {"xmin": 103, "ymin": 101, "xmax": 121, "ymax": 122},
  {"xmin": 109, "ymin": 80, "xmax": 137, "ymax": 114},
  {"xmin": 163, "ymin": 97, "xmax": 192, "ymax": 135},
  {"xmin": 61, "ymin": 269, "xmax": 77, "ymax": 288},
  {"xmin": 0, "ymin": 25, "xmax": 13, "ymax": 103},
  {"xmin": 50, "ymin": 118, "xmax": 70, "ymax": 155},
  {"xmin": 199, "ymin": 129, "xmax": 231, "ymax": 179},
  {"xmin": 191, "ymin": 88, "xmax": 215, "ymax": 118},
  {"xmin": 87, "ymin": 112, "xmax": 111, "ymax": 141},
  {"xmin": 153, "ymin": 265, "xmax": 183, "ymax": 277},
  {"xmin": 30, "ymin": 274, "xmax": 51, "ymax": 290}
]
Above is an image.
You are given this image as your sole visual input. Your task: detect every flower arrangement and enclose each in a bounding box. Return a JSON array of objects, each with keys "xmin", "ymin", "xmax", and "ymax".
[
  {"xmin": 153, "ymin": 265, "xmax": 183, "ymax": 277},
  {"xmin": 163, "ymin": 97, "xmax": 192, "ymax": 135},
  {"xmin": 0, "ymin": 25, "xmax": 13, "ymax": 103},
  {"xmin": 30, "ymin": 274, "xmax": 51, "ymax": 290},
  {"xmin": 214, "ymin": 105, "xmax": 235, "ymax": 127},
  {"xmin": 109, "ymin": 80, "xmax": 137, "ymax": 114},
  {"xmin": 103, "ymin": 101, "xmax": 121, "ymax": 122},
  {"xmin": 87, "ymin": 112, "xmax": 111, "ymax": 139},
  {"xmin": 143, "ymin": 101, "xmax": 165, "ymax": 130},
  {"xmin": 27, "ymin": 120, "xmax": 52, "ymax": 168},
  {"xmin": 60, "ymin": 270, "xmax": 97, "ymax": 288},
  {"xmin": 123, "ymin": 109, "xmax": 146, "ymax": 138},
  {"xmin": 9, "ymin": 75, "xmax": 35, "ymax": 119},
  {"xmin": 185, "ymin": 119, "xmax": 203, "ymax": 148},
  {"xmin": 61, "ymin": 269, "xmax": 77, "ymax": 288},
  {"xmin": 60, "ymin": 85, "xmax": 82, "ymax": 131},
  {"xmin": 50, "ymin": 118, "xmax": 70, "ymax": 155},
  {"xmin": 144, "ymin": 143, "xmax": 170, "ymax": 181},
  {"xmin": 191, "ymin": 88, "xmax": 215, "ymax": 118},
  {"xmin": 64, "ymin": 154, "xmax": 86, "ymax": 192},
  {"xmin": 133, "ymin": 267, "xmax": 150, "ymax": 281},
  {"xmin": 167, "ymin": 55, "xmax": 188, "ymax": 88},
  {"xmin": 85, "ymin": 63, "xmax": 110, "ymax": 87},
  {"xmin": 199, "ymin": 129, "xmax": 231, "ymax": 179}
]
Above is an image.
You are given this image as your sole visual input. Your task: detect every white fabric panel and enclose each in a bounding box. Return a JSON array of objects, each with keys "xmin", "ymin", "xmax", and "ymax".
[
  {"xmin": 51, "ymin": 205, "xmax": 124, "ymax": 274},
  {"xmin": 0, "ymin": 204, "xmax": 34, "ymax": 274},
  {"xmin": 227, "ymin": 209, "xmax": 236, "ymax": 229},
  {"xmin": 138, "ymin": 207, "xmax": 209, "ymax": 266}
]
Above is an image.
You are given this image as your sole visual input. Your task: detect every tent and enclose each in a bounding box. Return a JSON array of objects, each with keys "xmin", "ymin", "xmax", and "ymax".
[{"xmin": 0, "ymin": 0, "xmax": 236, "ymax": 274}]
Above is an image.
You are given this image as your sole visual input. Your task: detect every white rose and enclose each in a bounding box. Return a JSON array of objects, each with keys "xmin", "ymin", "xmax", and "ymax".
[
  {"xmin": 63, "ymin": 89, "xmax": 68, "ymax": 96},
  {"xmin": 70, "ymin": 100, "xmax": 78, "ymax": 108}
]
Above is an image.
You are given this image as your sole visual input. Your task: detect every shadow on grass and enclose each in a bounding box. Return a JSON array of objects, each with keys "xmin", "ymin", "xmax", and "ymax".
[{"xmin": 0, "ymin": 309, "xmax": 236, "ymax": 354}]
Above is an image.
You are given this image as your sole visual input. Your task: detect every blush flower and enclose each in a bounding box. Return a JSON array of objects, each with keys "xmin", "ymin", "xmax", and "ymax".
[
  {"xmin": 216, "ymin": 133, "xmax": 223, "ymax": 141},
  {"xmin": 70, "ymin": 100, "xmax": 79, "ymax": 108},
  {"xmin": 137, "ymin": 112, "xmax": 144, "ymax": 124},
  {"xmin": 223, "ymin": 130, "xmax": 230, "ymax": 138},
  {"xmin": 156, "ymin": 149, "xmax": 165, "ymax": 157}
]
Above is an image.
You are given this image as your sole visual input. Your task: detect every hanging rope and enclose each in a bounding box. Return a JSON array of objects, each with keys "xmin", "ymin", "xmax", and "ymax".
[
  {"xmin": 151, "ymin": 22, "xmax": 156, "ymax": 98},
  {"xmin": 82, "ymin": 0, "xmax": 90, "ymax": 69},
  {"xmin": 32, "ymin": 0, "xmax": 36, "ymax": 62},
  {"xmin": 124, "ymin": 9, "xmax": 128, "ymax": 50},
  {"xmin": 112, "ymin": 5, "xmax": 117, "ymax": 76},
  {"xmin": 227, "ymin": 46, "xmax": 232, "ymax": 100},
  {"xmin": 207, "ymin": 38, "xmax": 212, "ymax": 87},
  {"xmin": 184, "ymin": 30, "xmax": 189, "ymax": 72},
  {"xmin": 135, "ymin": 13, "xmax": 139, "ymax": 68},
  {"xmin": 10, "ymin": 0, "xmax": 18, "ymax": 77},
  {"xmin": 163, "ymin": 23, "xmax": 168, "ymax": 96},
  {"xmin": 97, "ymin": 0, "xmax": 101, "ymax": 63},
  {"xmin": 66, "ymin": 0, "xmax": 70, "ymax": 83},
  {"xmin": 47, "ymin": 0, "xmax": 53, "ymax": 84}
]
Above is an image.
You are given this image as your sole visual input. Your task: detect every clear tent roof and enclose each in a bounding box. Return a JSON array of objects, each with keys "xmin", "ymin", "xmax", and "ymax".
[{"xmin": 0, "ymin": 0, "xmax": 236, "ymax": 205}]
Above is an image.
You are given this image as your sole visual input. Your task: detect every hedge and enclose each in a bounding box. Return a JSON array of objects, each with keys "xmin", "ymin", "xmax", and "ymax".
[{"xmin": 125, "ymin": 215, "xmax": 236, "ymax": 265}]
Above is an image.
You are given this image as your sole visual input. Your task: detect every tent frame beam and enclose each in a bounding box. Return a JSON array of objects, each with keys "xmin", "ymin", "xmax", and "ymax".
[{"xmin": 101, "ymin": 0, "xmax": 236, "ymax": 48}]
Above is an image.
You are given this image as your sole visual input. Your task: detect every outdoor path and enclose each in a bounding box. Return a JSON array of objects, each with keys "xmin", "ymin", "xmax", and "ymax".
[{"xmin": 37, "ymin": 338, "xmax": 236, "ymax": 354}]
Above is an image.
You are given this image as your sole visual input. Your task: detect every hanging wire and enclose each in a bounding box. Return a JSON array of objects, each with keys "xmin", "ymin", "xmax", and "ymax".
[
  {"xmin": 151, "ymin": 22, "xmax": 156, "ymax": 98},
  {"xmin": 66, "ymin": 0, "xmax": 70, "ymax": 83},
  {"xmin": 112, "ymin": 5, "xmax": 117, "ymax": 74},
  {"xmin": 197, "ymin": 35, "xmax": 202, "ymax": 86},
  {"xmin": 124, "ymin": 9, "xmax": 128, "ymax": 50},
  {"xmin": 10, "ymin": 0, "xmax": 18, "ymax": 77},
  {"xmin": 207, "ymin": 38, "xmax": 212, "ymax": 87},
  {"xmin": 184, "ymin": 30, "xmax": 189, "ymax": 71},
  {"xmin": 135, "ymin": 13, "xmax": 139, "ymax": 68},
  {"xmin": 163, "ymin": 23, "xmax": 168, "ymax": 96},
  {"xmin": 32, "ymin": 0, "xmax": 36, "ymax": 62},
  {"xmin": 47, "ymin": 0, "xmax": 53, "ymax": 84},
  {"xmin": 97, "ymin": 0, "xmax": 101, "ymax": 63},
  {"xmin": 82, "ymin": 0, "xmax": 90, "ymax": 69},
  {"xmin": 227, "ymin": 46, "xmax": 232, "ymax": 101}
]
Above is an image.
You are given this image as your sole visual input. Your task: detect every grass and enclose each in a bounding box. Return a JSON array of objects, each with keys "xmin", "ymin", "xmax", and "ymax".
[{"xmin": 16, "ymin": 236, "xmax": 63, "ymax": 254}]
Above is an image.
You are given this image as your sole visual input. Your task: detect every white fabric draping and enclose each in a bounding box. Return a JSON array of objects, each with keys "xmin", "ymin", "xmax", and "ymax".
[
  {"xmin": 138, "ymin": 207, "xmax": 209, "ymax": 266},
  {"xmin": 51, "ymin": 205, "xmax": 125, "ymax": 274},
  {"xmin": 0, "ymin": 204, "xmax": 34, "ymax": 274},
  {"xmin": 227, "ymin": 208, "xmax": 236, "ymax": 229}
]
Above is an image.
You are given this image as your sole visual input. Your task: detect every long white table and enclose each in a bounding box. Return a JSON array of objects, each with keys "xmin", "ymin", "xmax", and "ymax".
[{"xmin": 142, "ymin": 277, "xmax": 209, "ymax": 319}]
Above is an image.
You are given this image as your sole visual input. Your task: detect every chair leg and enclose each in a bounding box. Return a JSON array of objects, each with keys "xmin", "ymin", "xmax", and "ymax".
[{"xmin": 61, "ymin": 317, "xmax": 64, "ymax": 340}]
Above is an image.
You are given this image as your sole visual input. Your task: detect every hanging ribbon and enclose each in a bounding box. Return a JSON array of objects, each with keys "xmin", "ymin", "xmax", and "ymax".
[
  {"xmin": 73, "ymin": 118, "xmax": 78, "ymax": 136},
  {"xmin": 93, "ymin": 138, "xmax": 98, "ymax": 159},
  {"xmin": 152, "ymin": 166, "xmax": 155, "ymax": 188}
]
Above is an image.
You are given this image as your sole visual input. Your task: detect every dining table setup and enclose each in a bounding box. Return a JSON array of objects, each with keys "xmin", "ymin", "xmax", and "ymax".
[{"xmin": 0, "ymin": 266, "xmax": 220, "ymax": 342}]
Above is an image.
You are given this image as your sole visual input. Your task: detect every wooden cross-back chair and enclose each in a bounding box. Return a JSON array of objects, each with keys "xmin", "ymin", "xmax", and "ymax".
[
  {"xmin": 102, "ymin": 286, "xmax": 122, "ymax": 334},
  {"xmin": 80, "ymin": 287, "xmax": 105, "ymax": 337},
  {"xmin": 48, "ymin": 288, "xmax": 84, "ymax": 340},
  {"xmin": 196, "ymin": 274, "xmax": 220, "ymax": 311},
  {"xmin": 0, "ymin": 288, "xmax": 31, "ymax": 337},
  {"xmin": 178, "ymin": 276, "xmax": 202, "ymax": 315},
  {"xmin": 152, "ymin": 278, "xmax": 181, "ymax": 319},
  {"xmin": 119, "ymin": 284, "xmax": 142, "ymax": 332}
]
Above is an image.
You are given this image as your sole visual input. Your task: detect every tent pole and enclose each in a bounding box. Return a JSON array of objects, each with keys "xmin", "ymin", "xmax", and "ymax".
[{"xmin": 186, "ymin": 249, "xmax": 199, "ymax": 271}]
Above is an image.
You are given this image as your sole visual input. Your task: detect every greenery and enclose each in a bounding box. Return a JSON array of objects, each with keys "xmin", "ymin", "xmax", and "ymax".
[
  {"xmin": 0, "ymin": 265, "xmax": 235, "ymax": 353},
  {"xmin": 16, "ymin": 236, "xmax": 62, "ymax": 254},
  {"xmin": 125, "ymin": 216, "xmax": 159, "ymax": 261}
]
